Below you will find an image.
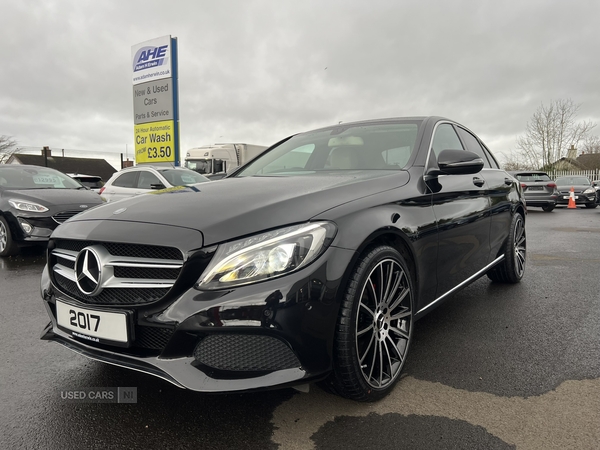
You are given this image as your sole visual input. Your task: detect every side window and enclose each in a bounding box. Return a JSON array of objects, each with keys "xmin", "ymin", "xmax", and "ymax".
[
  {"xmin": 456, "ymin": 127, "xmax": 491, "ymax": 168},
  {"xmin": 431, "ymin": 124, "xmax": 463, "ymax": 158},
  {"xmin": 112, "ymin": 171, "xmax": 138, "ymax": 188},
  {"xmin": 482, "ymin": 145, "xmax": 500, "ymax": 169},
  {"xmin": 137, "ymin": 171, "xmax": 162, "ymax": 189}
]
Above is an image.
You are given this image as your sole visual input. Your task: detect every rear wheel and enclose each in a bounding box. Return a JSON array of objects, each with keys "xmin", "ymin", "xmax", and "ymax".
[
  {"xmin": 487, "ymin": 213, "xmax": 526, "ymax": 283},
  {"xmin": 0, "ymin": 216, "xmax": 19, "ymax": 257},
  {"xmin": 326, "ymin": 245, "xmax": 414, "ymax": 402},
  {"xmin": 541, "ymin": 204, "xmax": 554, "ymax": 212}
]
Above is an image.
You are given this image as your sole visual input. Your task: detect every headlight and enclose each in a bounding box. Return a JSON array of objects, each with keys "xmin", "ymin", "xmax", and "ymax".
[
  {"xmin": 196, "ymin": 222, "xmax": 337, "ymax": 290},
  {"xmin": 583, "ymin": 188, "xmax": 595, "ymax": 195},
  {"xmin": 8, "ymin": 199, "xmax": 49, "ymax": 212}
]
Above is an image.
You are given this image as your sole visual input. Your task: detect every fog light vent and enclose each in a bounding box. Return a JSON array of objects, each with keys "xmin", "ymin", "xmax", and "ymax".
[{"xmin": 194, "ymin": 334, "xmax": 301, "ymax": 372}]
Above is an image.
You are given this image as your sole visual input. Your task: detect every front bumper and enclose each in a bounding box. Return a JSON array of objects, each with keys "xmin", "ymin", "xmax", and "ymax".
[
  {"xmin": 40, "ymin": 245, "xmax": 356, "ymax": 392},
  {"xmin": 522, "ymin": 192, "xmax": 557, "ymax": 208},
  {"xmin": 4, "ymin": 212, "xmax": 56, "ymax": 244},
  {"xmin": 556, "ymin": 193, "xmax": 597, "ymax": 205}
]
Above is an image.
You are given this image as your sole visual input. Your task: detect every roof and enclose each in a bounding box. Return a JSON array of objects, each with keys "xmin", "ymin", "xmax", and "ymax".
[
  {"xmin": 7, "ymin": 154, "xmax": 117, "ymax": 182},
  {"xmin": 576, "ymin": 153, "xmax": 600, "ymax": 170},
  {"xmin": 546, "ymin": 157, "xmax": 587, "ymax": 170}
]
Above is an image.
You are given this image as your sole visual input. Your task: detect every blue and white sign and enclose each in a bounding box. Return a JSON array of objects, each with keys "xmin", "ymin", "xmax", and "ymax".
[{"xmin": 131, "ymin": 35, "xmax": 172, "ymax": 85}]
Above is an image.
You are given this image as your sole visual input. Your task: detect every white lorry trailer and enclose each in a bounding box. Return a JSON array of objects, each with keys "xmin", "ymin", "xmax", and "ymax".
[{"xmin": 184, "ymin": 143, "xmax": 267, "ymax": 179}]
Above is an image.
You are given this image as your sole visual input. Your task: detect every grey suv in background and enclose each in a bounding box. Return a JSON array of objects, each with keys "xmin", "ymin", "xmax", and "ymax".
[
  {"xmin": 99, "ymin": 166, "xmax": 210, "ymax": 202},
  {"xmin": 510, "ymin": 171, "xmax": 558, "ymax": 212}
]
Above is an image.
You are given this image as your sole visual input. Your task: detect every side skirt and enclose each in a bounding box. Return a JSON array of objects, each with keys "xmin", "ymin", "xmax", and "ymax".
[{"xmin": 415, "ymin": 255, "xmax": 505, "ymax": 318}]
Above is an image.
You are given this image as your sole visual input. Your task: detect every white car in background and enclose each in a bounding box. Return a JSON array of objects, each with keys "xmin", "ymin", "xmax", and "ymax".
[{"xmin": 99, "ymin": 166, "xmax": 210, "ymax": 202}]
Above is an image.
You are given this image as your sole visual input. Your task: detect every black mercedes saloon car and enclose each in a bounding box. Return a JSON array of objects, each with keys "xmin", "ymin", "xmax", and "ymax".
[
  {"xmin": 40, "ymin": 117, "xmax": 526, "ymax": 401},
  {"xmin": 0, "ymin": 165, "xmax": 103, "ymax": 256}
]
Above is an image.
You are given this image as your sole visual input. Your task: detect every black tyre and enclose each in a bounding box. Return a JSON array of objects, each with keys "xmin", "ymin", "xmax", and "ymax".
[
  {"xmin": 585, "ymin": 203, "xmax": 597, "ymax": 209},
  {"xmin": 326, "ymin": 245, "xmax": 414, "ymax": 402},
  {"xmin": 487, "ymin": 213, "xmax": 526, "ymax": 283},
  {"xmin": 541, "ymin": 204, "xmax": 554, "ymax": 212},
  {"xmin": 0, "ymin": 216, "xmax": 19, "ymax": 257}
]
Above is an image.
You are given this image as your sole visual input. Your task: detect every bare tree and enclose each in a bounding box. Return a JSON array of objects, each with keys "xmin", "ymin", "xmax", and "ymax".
[
  {"xmin": 516, "ymin": 99, "xmax": 596, "ymax": 168},
  {"xmin": 581, "ymin": 134, "xmax": 600, "ymax": 154},
  {"xmin": 0, "ymin": 135, "xmax": 20, "ymax": 164},
  {"xmin": 502, "ymin": 150, "xmax": 537, "ymax": 171}
]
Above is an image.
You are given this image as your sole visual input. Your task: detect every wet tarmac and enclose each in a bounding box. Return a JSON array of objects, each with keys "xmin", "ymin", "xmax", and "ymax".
[{"xmin": 1, "ymin": 207, "xmax": 599, "ymax": 449}]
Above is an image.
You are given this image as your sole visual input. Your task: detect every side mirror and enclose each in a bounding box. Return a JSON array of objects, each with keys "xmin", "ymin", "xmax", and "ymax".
[
  {"xmin": 150, "ymin": 183, "xmax": 166, "ymax": 190},
  {"xmin": 427, "ymin": 149, "xmax": 484, "ymax": 177}
]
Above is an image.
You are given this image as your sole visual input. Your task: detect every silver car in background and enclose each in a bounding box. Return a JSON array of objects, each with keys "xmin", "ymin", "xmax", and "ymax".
[{"xmin": 510, "ymin": 171, "xmax": 558, "ymax": 212}]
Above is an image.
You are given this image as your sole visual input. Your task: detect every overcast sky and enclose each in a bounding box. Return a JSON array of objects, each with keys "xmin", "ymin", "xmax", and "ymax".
[{"xmin": 1, "ymin": 0, "xmax": 599, "ymax": 168}]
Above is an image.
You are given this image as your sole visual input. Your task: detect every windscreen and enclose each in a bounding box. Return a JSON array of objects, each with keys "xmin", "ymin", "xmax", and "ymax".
[
  {"xmin": 555, "ymin": 176, "xmax": 591, "ymax": 186},
  {"xmin": 235, "ymin": 122, "xmax": 421, "ymax": 177},
  {"xmin": 515, "ymin": 173, "xmax": 551, "ymax": 182},
  {"xmin": 0, "ymin": 167, "xmax": 82, "ymax": 189},
  {"xmin": 158, "ymin": 169, "xmax": 210, "ymax": 186},
  {"xmin": 185, "ymin": 159, "xmax": 212, "ymax": 174}
]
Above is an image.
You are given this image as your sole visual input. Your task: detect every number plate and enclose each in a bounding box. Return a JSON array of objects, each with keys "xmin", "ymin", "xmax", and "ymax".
[
  {"xmin": 563, "ymin": 195, "xmax": 579, "ymax": 199},
  {"xmin": 56, "ymin": 301, "xmax": 129, "ymax": 343}
]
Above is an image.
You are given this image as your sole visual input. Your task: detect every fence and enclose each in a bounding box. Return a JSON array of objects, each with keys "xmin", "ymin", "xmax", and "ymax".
[{"xmin": 545, "ymin": 169, "xmax": 600, "ymax": 181}]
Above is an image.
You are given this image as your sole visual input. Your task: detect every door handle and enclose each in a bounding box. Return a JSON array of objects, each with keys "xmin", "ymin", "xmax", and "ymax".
[
  {"xmin": 473, "ymin": 177, "xmax": 485, "ymax": 187},
  {"xmin": 504, "ymin": 177, "xmax": 513, "ymax": 186}
]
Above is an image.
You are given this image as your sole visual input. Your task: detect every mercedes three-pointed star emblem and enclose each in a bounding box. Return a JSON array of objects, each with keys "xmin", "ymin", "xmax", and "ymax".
[{"xmin": 75, "ymin": 247, "xmax": 102, "ymax": 296}]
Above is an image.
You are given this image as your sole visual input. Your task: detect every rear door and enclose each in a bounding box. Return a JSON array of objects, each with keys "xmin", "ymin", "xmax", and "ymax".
[
  {"xmin": 428, "ymin": 123, "xmax": 491, "ymax": 297},
  {"xmin": 455, "ymin": 126, "xmax": 514, "ymax": 261}
]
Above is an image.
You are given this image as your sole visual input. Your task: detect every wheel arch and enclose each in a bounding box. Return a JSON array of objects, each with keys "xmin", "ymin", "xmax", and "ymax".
[{"xmin": 334, "ymin": 227, "xmax": 419, "ymax": 306}]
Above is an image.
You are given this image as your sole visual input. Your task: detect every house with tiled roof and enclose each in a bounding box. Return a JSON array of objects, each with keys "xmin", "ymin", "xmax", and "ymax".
[
  {"xmin": 6, "ymin": 147, "xmax": 117, "ymax": 182},
  {"xmin": 542, "ymin": 145, "xmax": 600, "ymax": 181}
]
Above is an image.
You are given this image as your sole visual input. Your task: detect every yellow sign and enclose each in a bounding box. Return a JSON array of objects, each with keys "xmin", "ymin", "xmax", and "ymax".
[{"xmin": 134, "ymin": 120, "xmax": 175, "ymax": 164}]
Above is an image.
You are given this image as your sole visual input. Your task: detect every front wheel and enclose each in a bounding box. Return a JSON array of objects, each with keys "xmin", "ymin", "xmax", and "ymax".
[
  {"xmin": 0, "ymin": 216, "xmax": 19, "ymax": 257},
  {"xmin": 487, "ymin": 213, "xmax": 526, "ymax": 283},
  {"xmin": 326, "ymin": 245, "xmax": 414, "ymax": 402},
  {"xmin": 585, "ymin": 203, "xmax": 597, "ymax": 209}
]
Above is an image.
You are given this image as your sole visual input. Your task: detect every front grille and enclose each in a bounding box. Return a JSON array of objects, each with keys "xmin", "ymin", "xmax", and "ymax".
[
  {"xmin": 134, "ymin": 326, "xmax": 175, "ymax": 350},
  {"xmin": 194, "ymin": 334, "xmax": 301, "ymax": 372},
  {"xmin": 52, "ymin": 211, "xmax": 83, "ymax": 224},
  {"xmin": 54, "ymin": 273, "xmax": 169, "ymax": 305},
  {"xmin": 50, "ymin": 239, "xmax": 183, "ymax": 306},
  {"xmin": 114, "ymin": 266, "xmax": 181, "ymax": 280},
  {"xmin": 54, "ymin": 240, "xmax": 182, "ymax": 260}
]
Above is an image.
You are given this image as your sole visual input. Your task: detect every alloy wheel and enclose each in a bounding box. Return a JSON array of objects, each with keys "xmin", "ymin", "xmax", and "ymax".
[
  {"xmin": 513, "ymin": 216, "xmax": 526, "ymax": 278},
  {"xmin": 355, "ymin": 258, "xmax": 412, "ymax": 389},
  {"xmin": 0, "ymin": 220, "xmax": 7, "ymax": 253}
]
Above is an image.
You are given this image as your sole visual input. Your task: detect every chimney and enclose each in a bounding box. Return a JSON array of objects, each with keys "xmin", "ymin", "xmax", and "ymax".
[
  {"xmin": 41, "ymin": 146, "xmax": 52, "ymax": 157},
  {"xmin": 567, "ymin": 144, "xmax": 577, "ymax": 160}
]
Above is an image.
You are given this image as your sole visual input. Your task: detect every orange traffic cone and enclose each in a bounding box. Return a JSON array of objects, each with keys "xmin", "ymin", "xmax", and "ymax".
[{"xmin": 567, "ymin": 186, "xmax": 577, "ymax": 209}]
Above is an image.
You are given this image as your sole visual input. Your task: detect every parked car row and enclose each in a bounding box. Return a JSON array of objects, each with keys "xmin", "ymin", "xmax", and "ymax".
[
  {"xmin": 510, "ymin": 171, "xmax": 599, "ymax": 212},
  {"xmin": 0, "ymin": 164, "xmax": 211, "ymax": 256}
]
